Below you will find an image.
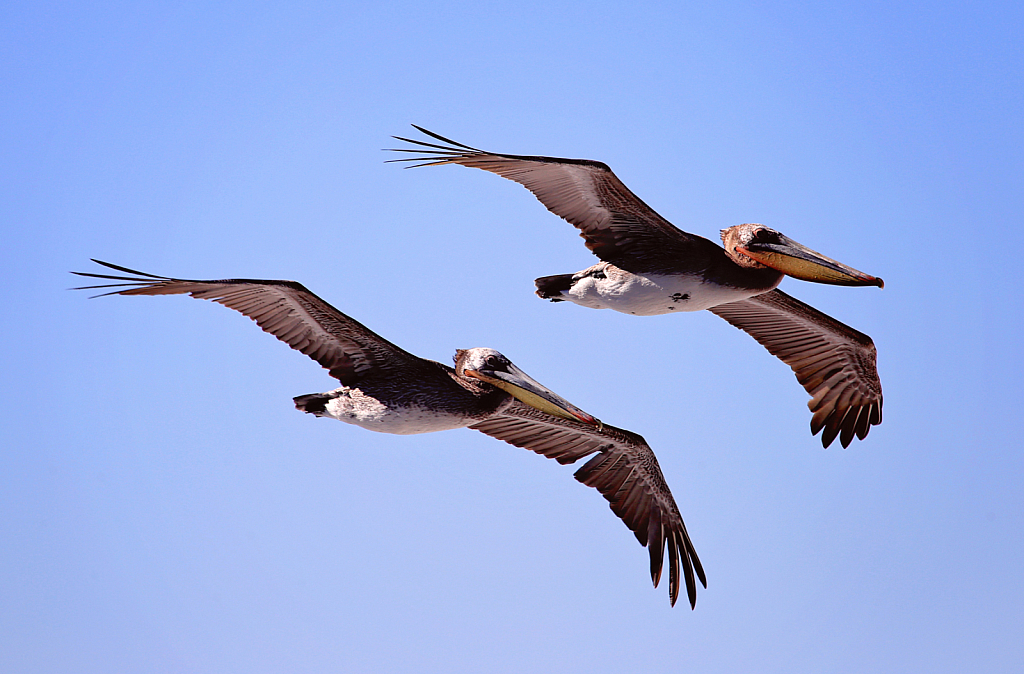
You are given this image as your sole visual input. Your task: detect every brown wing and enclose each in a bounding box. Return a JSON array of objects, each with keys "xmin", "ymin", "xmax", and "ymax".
[
  {"xmin": 390, "ymin": 126, "xmax": 713, "ymax": 274},
  {"xmin": 72, "ymin": 260, "xmax": 422, "ymax": 385},
  {"xmin": 709, "ymin": 289, "xmax": 883, "ymax": 448},
  {"xmin": 469, "ymin": 401, "xmax": 705, "ymax": 608}
]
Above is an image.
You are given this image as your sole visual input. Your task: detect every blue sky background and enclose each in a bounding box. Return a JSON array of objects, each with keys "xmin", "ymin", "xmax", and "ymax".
[{"xmin": 3, "ymin": 2, "xmax": 1022, "ymax": 672}]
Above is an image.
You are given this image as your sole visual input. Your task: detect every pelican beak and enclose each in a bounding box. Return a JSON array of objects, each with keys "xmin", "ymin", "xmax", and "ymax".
[
  {"xmin": 465, "ymin": 364, "xmax": 601, "ymax": 427},
  {"xmin": 738, "ymin": 234, "xmax": 884, "ymax": 288}
]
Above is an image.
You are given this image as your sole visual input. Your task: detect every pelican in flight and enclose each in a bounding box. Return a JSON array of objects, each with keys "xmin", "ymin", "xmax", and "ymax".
[
  {"xmin": 391, "ymin": 127, "xmax": 885, "ymax": 449},
  {"xmin": 73, "ymin": 260, "xmax": 705, "ymax": 608}
]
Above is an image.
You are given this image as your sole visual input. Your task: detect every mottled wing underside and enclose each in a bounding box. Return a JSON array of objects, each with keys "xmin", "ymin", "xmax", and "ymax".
[
  {"xmin": 470, "ymin": 401, "xmax": 706, "ymax": 608},
  {"xmin": 709, "ymin": 289, "xmax": 883, "ymax": 448},
  {"xmin": 73, "ymin": 260, "xmax": 421, "ymax": 385}
]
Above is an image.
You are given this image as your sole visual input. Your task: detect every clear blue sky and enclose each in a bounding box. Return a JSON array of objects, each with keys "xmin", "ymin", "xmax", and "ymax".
[{"xmin": 3, "ymin": 2, "xmax": 1021, "ymax": 672}]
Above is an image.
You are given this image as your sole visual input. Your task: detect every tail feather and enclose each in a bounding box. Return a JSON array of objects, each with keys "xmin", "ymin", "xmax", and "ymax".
[
  {"xmin": 534, "ymin": 273, "xmax": 574, "ymax": 301},
  {"xmin": 294, "ymin": 392, "xmax": 332, "ymax": 416}
]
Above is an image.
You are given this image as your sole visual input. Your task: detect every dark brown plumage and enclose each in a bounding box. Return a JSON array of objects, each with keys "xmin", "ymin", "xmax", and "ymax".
[
  {"xmin": 73, "ymin": 260, "xmax": 705, "ymax": 607},
  {"xmin": 390, "ymin": 126, "xmax": 884, "ymax": 448}
]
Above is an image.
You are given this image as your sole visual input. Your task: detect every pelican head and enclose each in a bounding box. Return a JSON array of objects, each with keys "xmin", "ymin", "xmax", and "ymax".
[
  {"xmin": 455, "ymin": 348, "xmax": 600, "ymax": 426},
  {"xmin": 721, "ymin": 224, "xmax": 884, "ymax": 288}
]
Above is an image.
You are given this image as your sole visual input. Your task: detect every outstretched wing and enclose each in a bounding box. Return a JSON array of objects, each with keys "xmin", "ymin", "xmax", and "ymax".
[
  {"xmin": 469, "ymin": 401, "xmax": 705, "ymax": 608},
  {"xmin": 73, "ymin": 260, "xmax": 422, "ymax": 385},
  {"xmin": 390, "ymin": 126, "xmax": 713, "ymax": 274},
  {"xmin": 709, "ymin": 289, "xmax": 883, "ymax": 448}
]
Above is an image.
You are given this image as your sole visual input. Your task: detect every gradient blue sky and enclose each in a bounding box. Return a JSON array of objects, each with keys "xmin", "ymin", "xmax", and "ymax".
[{"xmin": 3, "ymin": 2, "xmax": 1022, "ymax": 672}]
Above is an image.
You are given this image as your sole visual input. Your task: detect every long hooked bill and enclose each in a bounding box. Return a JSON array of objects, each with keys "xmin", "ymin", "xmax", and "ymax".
[
  {"xmin": 739, "ymin": 234, "xmax": 884, "ymax": 288},
  {"xmin": 465, "ymin": 364, "xmax": 602, "ymax": 427}
]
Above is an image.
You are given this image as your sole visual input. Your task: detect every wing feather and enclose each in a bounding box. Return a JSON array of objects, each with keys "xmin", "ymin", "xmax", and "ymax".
[
  {"xmin": 73, "ymin": 260, "xmax": 421, "ymax": 385},
  {"xmin": 470, "ymin": 402, "xmax": 705, "ymax": 608},
  {"xmin": 709, "ymin": 289, "xmax": 882, "ymax": 448},
  {"xmin": 389, "ymin": 126, "xmax": 711, "ymax": 273}
]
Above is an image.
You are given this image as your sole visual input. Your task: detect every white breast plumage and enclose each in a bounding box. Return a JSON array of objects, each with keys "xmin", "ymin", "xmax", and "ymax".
[
  {"xmin": 321, "ymin": 387, "xmax": 474, "ymax": 435},
  {"xmin": 565, "ymin": 266, "xmax": 762, "ymax": 316}
]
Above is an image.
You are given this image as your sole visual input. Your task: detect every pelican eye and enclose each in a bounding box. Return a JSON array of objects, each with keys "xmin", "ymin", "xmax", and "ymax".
[
  {"xmin": 751, "ymin": 228, "xmax": 777, "ymax": 243},
  {"xmin": 484, "ymin": 355, "xmax": 504, "ymax": 370}
]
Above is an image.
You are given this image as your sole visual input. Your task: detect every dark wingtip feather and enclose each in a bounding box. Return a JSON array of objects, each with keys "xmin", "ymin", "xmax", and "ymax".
[
  {"xmin": 667, "ymin": 534, "xmax": 680, "ymax": 608},
  {"xmin": 88, "ymin": 259, "xmax": 170, "ymax": 279},
  {"xmin": 693, "ymin": 547, "xmax": 707, "ymax": 589},
  {"xmin": 810, "ymin": 412, "xmax": 827, "ymax": 437},
  {"xmin": 854, "ymin": 406, "xmax": 872, "ymax": 440},
  {"xmin": 409, "ymin": 125, "xmax": 483, "ymax": 152},
  {"xmin": 387, "ymin": 135, "xmax": 465, "ymax": 153},
  {"xmin": 384, "ymin": 127, "xmax": 489, "ymax": 169},
  {"xmin": 649, "ymin": 544, "xmax": 664, "ymax": 589},
  {"xmin": 839, "ymin": 420, "xmax": 856, "ymax": 448},
  {"xmin": 647, "ymin": 514, "xmax": 665, "ymax": 589},
  {"xmin": 70, "ymin": 261, "xmax": 173, "ymax": 298}
]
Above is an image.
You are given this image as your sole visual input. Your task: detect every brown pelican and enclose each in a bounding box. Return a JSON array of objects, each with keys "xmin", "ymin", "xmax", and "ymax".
[
  {"xmin": 73, "ymin": 260, "xmax": 706, "ymax": 608},
  {"xmin": 390, "ymin": 127, "xmax": 885, "ymax": 449}
]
